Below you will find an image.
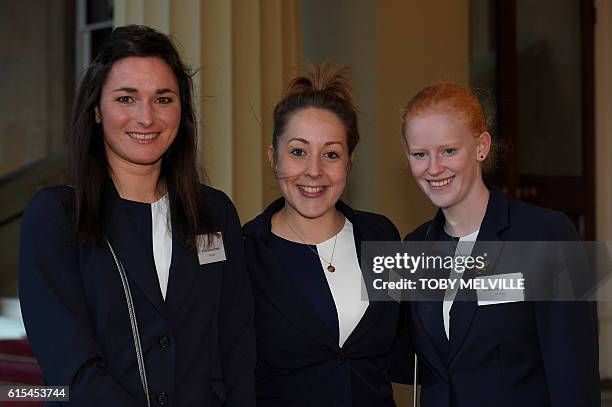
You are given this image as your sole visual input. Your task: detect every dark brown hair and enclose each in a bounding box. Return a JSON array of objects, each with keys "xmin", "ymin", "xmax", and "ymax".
[
  {"xmin": 68, "ymin": 25, "xmax": 215, "ymax": 247},
  {"xmin": 272, "ymin": 64, "xmax": 359, "ymax": 158}
]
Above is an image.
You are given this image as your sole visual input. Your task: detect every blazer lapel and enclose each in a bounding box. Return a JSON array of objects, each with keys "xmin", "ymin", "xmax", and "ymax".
[
  {"xmin": 248, "ymin": 237, "xmax": 339, "ymax": 350},
  {"xmin": 163, "ymin": 237, "xmax": 201, "ymax": 316},
  {"xmin": 340, "ymin": 215, "xmax": 382, "ymax": 349},
  {"xmin": 410, "ymin": 302, "xmax": 449, "ymax": 381},
  {"xmin": 446, "ymin": 188, "xmax": 509, "ymax": 364},
  {"xmin": 407, "ymin": 209, "xmax": 450, "ymax": 377},
  {"xmin": 104, "ymin": 184, "xmax": 166, "ymax": 316}
]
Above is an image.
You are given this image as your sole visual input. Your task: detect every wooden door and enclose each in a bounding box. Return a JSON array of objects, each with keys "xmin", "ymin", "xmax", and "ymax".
[{"xmin": 470, "ymin": 0, "xmax": 596, "ymax": 239}]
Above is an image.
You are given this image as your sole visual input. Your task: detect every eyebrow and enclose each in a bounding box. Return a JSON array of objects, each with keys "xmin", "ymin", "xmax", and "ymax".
[
  {"xmin": 438, "ymin": 144, "xmax": 459, "ymax": 149},
  {"xmin": 408, "ymin": 144, "xmax": 458, "ymax": 152},
  {"xmin": 111, "ymin": 87, "xmax": 178, "ymax": 95},
  {"xmin": 287, "ymin": 138, "xmax": 344, "ymax": 147},
  {"xmin": 287, "ymin": 137, "xmax": 309, "ymax": 144}
]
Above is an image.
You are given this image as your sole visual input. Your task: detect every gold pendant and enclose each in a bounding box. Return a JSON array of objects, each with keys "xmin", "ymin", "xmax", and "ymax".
[{"xmin": 327, "ymin": 265, "xmax": 335, "ymax": 273}]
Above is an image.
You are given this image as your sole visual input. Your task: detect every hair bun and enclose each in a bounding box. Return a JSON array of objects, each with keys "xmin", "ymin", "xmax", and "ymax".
[{"xmin": 287, "ymin": 64, "xmax": 355, "ymax": 109}]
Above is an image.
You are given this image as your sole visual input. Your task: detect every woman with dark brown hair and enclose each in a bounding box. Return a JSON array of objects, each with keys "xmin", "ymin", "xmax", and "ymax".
[
  {"xmin": 19, "ymin": 25, "xmax": 255, "ymax": 406},
  {"xmin": 243, "ymin": 65, "xmax": 403, "ymax": 406}
]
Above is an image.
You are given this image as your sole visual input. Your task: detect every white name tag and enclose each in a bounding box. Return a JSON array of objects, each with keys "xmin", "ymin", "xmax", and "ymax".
[
  {"xmin": 476, "ymin": 272, "xmax": 525, "ymax": 306},
  {"xmin": 197, "ymin": 233, "xmax": 227, "ymax": 265}
]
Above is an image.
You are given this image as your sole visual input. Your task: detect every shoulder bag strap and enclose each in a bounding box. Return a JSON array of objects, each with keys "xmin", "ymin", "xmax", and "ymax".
[{"xmin": 106, "ymin": 238, "xmax": 151, "ymax": 407}]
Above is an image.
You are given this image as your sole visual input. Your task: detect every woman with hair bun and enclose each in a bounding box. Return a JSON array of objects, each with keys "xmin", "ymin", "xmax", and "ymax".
[
  {"xmin": 243, "ymin": 65, "xmax": 403, "ymax": 406},
  {"xmin": 397, "ymin": 82, "xmax": 599, "ymax": 406}
]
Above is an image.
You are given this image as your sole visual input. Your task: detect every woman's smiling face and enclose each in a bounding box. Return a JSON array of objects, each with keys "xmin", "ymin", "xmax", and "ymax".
[
  {"xmin": 270, "ymin": 107, "xmax": 352, "ymax": 220},
  {"xmin": 404, "ymin": 111, "xmax": 487, "ymax": 210},
  {"xmin": 96, "ymin": 56, "xmax": 181, "ymax": 171}
]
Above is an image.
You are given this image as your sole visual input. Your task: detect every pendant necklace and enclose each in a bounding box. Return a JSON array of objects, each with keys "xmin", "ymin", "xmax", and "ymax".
[{"xmin": 285, "ymin": 215, "xmax": 340, "ymax": 273}]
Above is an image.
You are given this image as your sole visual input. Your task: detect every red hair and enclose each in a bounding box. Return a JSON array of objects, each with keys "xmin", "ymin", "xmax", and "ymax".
[{"xmin": 401, "ymin": 82, "xmax": 487, "ymax": 136}]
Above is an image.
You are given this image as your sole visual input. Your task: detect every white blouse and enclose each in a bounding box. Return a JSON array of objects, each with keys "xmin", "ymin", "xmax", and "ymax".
[
  {"xmin": 443, "ymin": 229, "xmax": 479, "ymax": 339},
  {"xmin": 315, "ymin": 219, "xmax": 369, "ymax": 347},
  {"xmin": 151, "ymin": 194, "xmax": 172, "ymax": 300}
]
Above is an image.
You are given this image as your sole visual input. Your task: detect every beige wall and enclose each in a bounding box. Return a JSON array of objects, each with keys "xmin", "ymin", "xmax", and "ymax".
[
  {"xmin": 595, "ymin": 0, "xmax": 612, "ymax": 381},
  {"xmin": 375, "ymin": 0, "xmax": 469, "ymax": 236},
  {"xmin": 0, "ymin": 0, "xmax": 73, "ymax": 178}
]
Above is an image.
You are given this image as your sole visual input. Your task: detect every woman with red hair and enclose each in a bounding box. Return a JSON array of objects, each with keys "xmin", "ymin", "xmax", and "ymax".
[{"xmin": 397, "ymin": 83, "xmax": 599, "ymax": 406}]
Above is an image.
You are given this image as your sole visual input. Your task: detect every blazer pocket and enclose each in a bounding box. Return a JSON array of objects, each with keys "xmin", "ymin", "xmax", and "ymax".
[{"xmin": 210, "ymin": 380, "xmax": 226, "ymax": 403}]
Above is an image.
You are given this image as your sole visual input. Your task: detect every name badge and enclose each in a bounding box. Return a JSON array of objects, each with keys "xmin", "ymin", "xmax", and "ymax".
[
  {"xmin": 476, "ymin": 272, "xmax": 525, "ymax": 306},
  {"xmin": 197, "ymin": 233, "xmax": 227, "ymax": 265}
]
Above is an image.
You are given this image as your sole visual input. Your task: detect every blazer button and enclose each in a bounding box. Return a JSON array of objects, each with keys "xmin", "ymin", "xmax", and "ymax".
[
  {"xmin": 336, "ymin": 351, "xmax": 346, "ymax": 364},
  {"xmin": 158, "ymin": 336, "xmax": 170, "ymax": 348},
  {"xmin": 157, "ymin": 392, "xmax": 169, "ymax": 405}
]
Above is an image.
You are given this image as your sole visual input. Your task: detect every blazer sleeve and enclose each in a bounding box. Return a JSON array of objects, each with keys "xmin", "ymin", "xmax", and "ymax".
[
  {"xmin": 217, "ymin": 191, "xmax": 256, "ymax": 406},
  {"xmin": 18, "ymin": 188, "xmax": 142, "ymax": 406},
  {"xmin": 533, "ymin": 212, "xmax": 600, "ymax": 407},
  {"xmin": 388, "ymin": 302, "xmax": 415, "ymax": 384},
  {"xmin": 380, "ymin": 215, "xmax": 415, "ymax": 384},
  {"xmin": 381, "ymin": 215, "xmax": 401, "ymax": 241}
]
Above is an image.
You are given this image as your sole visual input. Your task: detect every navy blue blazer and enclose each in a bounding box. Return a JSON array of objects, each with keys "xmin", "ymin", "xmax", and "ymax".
[
  {"xmin": 397, "ymin": 188, "xmax": 600, "ymax": 407},
  {"xmin": 19, "ymin": 183, "xmax": 255, "ymax": 406},
  {"xmin": 243, "ymin": 198, "xmax": 402, "ymax": 407}
]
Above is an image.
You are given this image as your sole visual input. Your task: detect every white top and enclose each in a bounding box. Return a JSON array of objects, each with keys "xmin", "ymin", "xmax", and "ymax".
[
  {"xmin": 315, "ymin": 218, "xmax": 369, "ymax": 347},
  {"xmin": 0, "ymin": 298, "xmax": 26, "ymax": 339},
  {"xmin": 442, "ymin": 229, "xmax": 479, "ymax": 339},
  {"xmin": 151, "ymin": 194, "xmax": 172, "ymax": 300}
]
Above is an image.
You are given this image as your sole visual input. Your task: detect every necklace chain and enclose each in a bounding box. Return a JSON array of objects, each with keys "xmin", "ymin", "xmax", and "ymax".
[{"xmin": 284, "ymin": 213, "xmax": 341, "ymax": 273}]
